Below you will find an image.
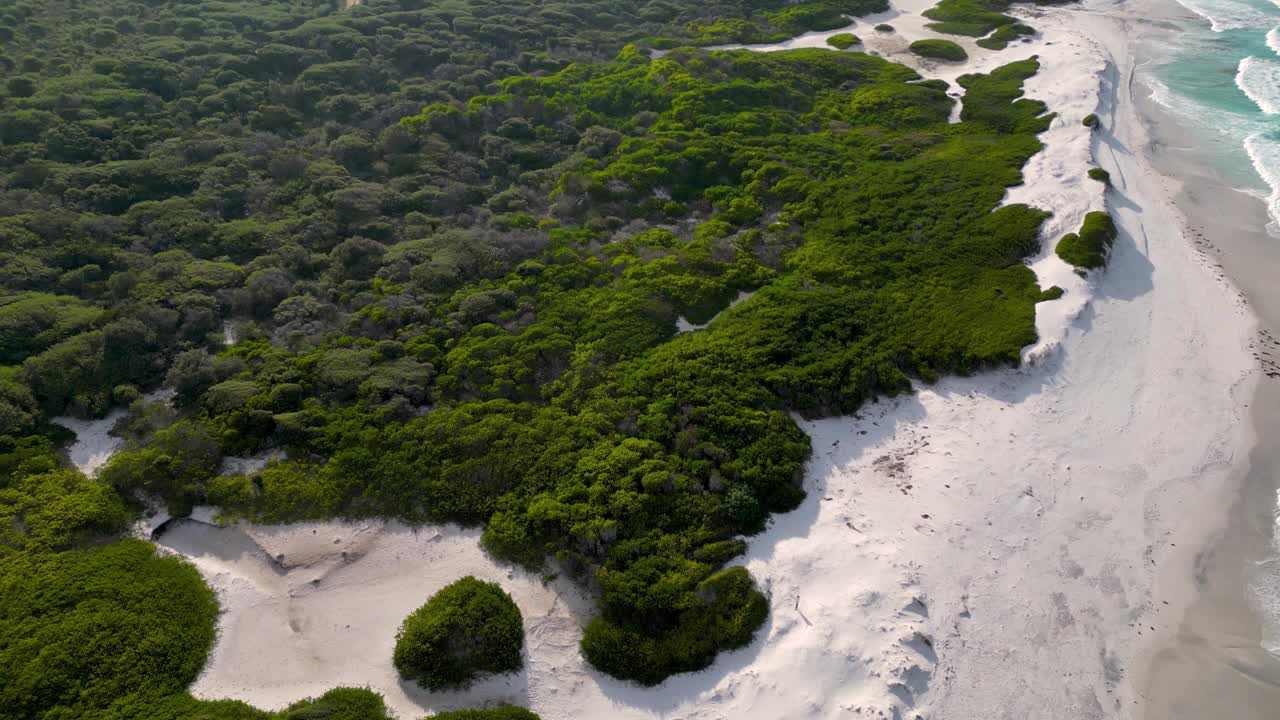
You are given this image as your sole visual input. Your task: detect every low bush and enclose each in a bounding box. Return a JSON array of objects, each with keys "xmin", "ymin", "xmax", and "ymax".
[
  {"xmin": 1087, "ymin": 167, "xmax": 1110, "ymax": 184},
  {"xmin": 957, "ymin": 58, "xmax": 1053, "ymax": 133},
  {"xmin": 875, "ymin": 22, "xmax": 895, "ymax": 31},
  {"xmin": 1082, "ymin": 112, "xmax": 1099, "ymax": 128},
  {"xmin": 580, "ymin": 566, "xmax": 768, "ymax": 685},
  {"xmin": 910, "ymin": 39, "xmax": 969, "ymax": 61},
  {"xmin": 394, "ymin": 576, "xmax": 524, "ymax": 690},
  {"xmin": 1056, "ymin": 211, "xmax": 1117, "ymax": 269},
  {"xmin": 976, "ymin": 22, "xmax": 1034, "ymax": 49},
  {"xmin": 1037, "ymin": 285, "xmax": 1065, "ymax": 301},
  {"xmin": 827, "ymin": 32, "xmax": 862, "ymax": 48}
]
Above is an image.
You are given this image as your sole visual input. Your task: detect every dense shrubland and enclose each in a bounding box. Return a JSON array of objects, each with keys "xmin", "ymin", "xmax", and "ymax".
[
  {"xmin": 921, "ymin": 0, "xmax": 1062, "ymax": 46},
  {"xmin": 0, "ymin": 0, "xmax": 1058, "ymax": 701},
  {"xmin": 394, "ymin": 576, "xmax": 525, "ymax": 689},
  {"xmin": 827, "ymin": 32, "xmax": 862, "ymax": 49}
]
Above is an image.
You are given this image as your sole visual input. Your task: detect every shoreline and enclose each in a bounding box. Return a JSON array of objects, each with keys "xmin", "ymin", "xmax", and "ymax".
[{"xmin": 1125, "ymin": 0, "xmax": 1280, "ymax": 712}]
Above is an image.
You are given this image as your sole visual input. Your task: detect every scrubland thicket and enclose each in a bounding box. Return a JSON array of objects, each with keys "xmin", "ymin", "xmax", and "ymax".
[{"xmin": 0, "ymin": 0, "xmax": 1060, "ymax": 713}]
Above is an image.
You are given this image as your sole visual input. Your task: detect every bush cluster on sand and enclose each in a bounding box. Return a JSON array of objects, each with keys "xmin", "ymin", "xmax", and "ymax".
[
  {"xmin": 875, "ymin": 22, "xmax": 895, "ymax": 30},
  {"xmin": 976, "ymin": 22, "xmax": 1034, "ymax": 49},
  {"xmin": 1087, "ymin": 167, "xmax": 1110, "ymax": 184},
  {"xmin": 1037, "ymin": 285, "xmax": 1065, "ymax": 302},
  {"xmin": 0, "ymin": 538, "xmax": 218, "ymax": 719},
  {"xmin": 910, "ymin": 39, "xmax": 969, "ymax": 61},
  {"xmin": 1082, "ymin": 112, "xmax": 1100, "ymax": 128},
  {"xmin": 827, "ymin": 32, "xmax": 862, "ymax": 49},
  {"xmin": 1056, "ymin": 211, "xmax": 1118, "ymax": 269},
  {"xmin": 394, "ymin": 576, "xmax": 525, "ymax": 690}
]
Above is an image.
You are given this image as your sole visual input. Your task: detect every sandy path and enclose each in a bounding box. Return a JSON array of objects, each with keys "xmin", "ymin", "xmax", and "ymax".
[{"xmin": 166, "ymin": 2, "xmax": 1258, "ymax": 718}]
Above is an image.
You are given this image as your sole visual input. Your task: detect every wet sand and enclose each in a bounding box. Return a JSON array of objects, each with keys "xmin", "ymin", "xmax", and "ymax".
[{"xmin": 1131, "ymin": 0, "xmax": 1280, "ymax": 713}]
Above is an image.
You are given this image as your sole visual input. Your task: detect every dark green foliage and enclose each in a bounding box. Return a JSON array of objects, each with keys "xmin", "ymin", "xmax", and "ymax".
[
  {"xmin": 1037, "ymin": 285, "xmax": 1064, "ymax": 301},
  {"xmin": 0, "ymin": 437, "xmax": 128, "ymax": 554},
  {"xmin": 909, "ymin": 39, "xmax": 969, "ymax": 61},
  {"xmin": 957, "ymin": 58, "xmax": 1053, "ymax": 133},
  {"xmin": 875, "ymin": 23, "xmax": 895, "ymax": 31},
  {"xmin": 1055, "ymin": 211, "xmax": 1117, "ymax": 269},
  {"xmin": 581, "ymin": 566, "xmax": 768, "ymax": 684},
  {"xmin": 431, "ymin": 708, "xmax": 543, "ymax": 720},
  {"xmin": 1087, "ymin": 167, "xmax": 1110, "ymax": 184},
  {"xmin": 1082, "ymin": 112, "xmax": 1099, "ymax": 127},
  {"xmin": 827, "ymin": 33, "xmax": 862, "ymax": 49},
  {"xmin": 0, "ymin": 539, "xmax": 218, "ymax": 720},
  {"xmin": 924, "ymin": 0, "xmax": 1018, "ymax": 36},
  {"xmin": 99, "ymin": 419, "xmax": 221, "ymax": 516},
  {"xmin": 0, "ymin": 0, "xmax": 1056, "ymax": 691},
  {"xmin": 394, "ymin": 576, "xmax": 524, "ymax": 690},
  {"xmin": 975, "ymin": 22, "xmax": 1034, "ymax": 49}
]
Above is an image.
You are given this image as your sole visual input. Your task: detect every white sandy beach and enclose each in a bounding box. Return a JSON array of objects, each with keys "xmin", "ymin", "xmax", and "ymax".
[{"xmin": 44, "ymin": 1, "xmax": 1257, "ymax": 718}]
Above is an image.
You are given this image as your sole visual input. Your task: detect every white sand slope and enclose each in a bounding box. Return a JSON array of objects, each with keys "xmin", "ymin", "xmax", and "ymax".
[{"xmin": 161, "ymin": 2, "xmax": 1258, "ymax": 718}]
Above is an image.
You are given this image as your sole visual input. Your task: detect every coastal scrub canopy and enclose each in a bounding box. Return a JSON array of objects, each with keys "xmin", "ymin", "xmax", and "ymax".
[
  {"xmin": 394, "ymin": 576, "xmax": 525, "ymax": 689},
  {"xmin": 0, "ymin": 0, "xmax": 1057, "ymax": 694},
  {"xmin": 1056, "ymin": 211, "xmax": 1117, "ymax": 269}
]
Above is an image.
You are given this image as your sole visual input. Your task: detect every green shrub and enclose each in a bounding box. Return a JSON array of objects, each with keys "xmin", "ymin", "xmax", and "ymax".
[
  {"xmin": 909, "ymin": 39, "xmax": 969, "ymax": 61},
  {"xmin": 975, "ymin": 22, "xmax": 1034, "ymax": 49},
  {"xmin": 0, "ymin": 540, "xmax": 218, "ymax": 719},
  {"xmin": 1082, "ymin": 112, "xmax": 1099, "ymax": 128},
  {"xmin": 106, "ymin": 686, "xmax": 398, "ymax": 720},
  {"xmin": 393, "ymin": 576, "xmax": 524, "ymax": 690},
  {"xmin": 580, "ymin": 566, "xmax": 768, "ymax": 685},
  {"xmin": 923, "ymin": 0, "xmax": 1021, "ymax": 37},
  {"xmin": 1037, "ymin": 285, "xmax": 1064, "ymax": 301},
  {"xmin": 875, "ymin": 22, "xmax": 895, "ymax": 31},
  {"xmin": 1087, "ymin": 167, "xmax": 1110, "ymax": 184},
  {"xmin": 1055, "ymin": 211, "xmax": 1117, "ymax": 269},
  {"xmin": 957, "ymin": 57, "xmax": 1052, "ymax": 133},
  {"xmin": 827, "ymin": 32, "xmax": 861, "ymax": 49}
]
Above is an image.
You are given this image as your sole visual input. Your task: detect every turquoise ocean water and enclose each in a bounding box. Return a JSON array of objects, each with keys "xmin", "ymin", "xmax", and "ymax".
[{"xmin": 1145, "ymin": 0, "xmax": 1280, "ymax": 233}]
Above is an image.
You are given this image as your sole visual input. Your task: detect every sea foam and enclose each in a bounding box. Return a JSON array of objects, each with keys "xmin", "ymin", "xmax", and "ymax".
[
  {"xmin": 1236, "ymin": 56, "xmax": 1280, "ymax": 114},
  {"xmin": 1268, "ymin": 26, "xmax": 1280, "ymax": 55},
  {"xmin": 1175, "ymin": 0, "xmax": 1277, "ymax": 31},
  {"xmin": 1245, "ymin": 132, "xmax": 1280, "ymax": 234}
]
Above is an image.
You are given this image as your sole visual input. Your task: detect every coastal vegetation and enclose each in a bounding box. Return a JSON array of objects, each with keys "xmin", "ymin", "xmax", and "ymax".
[
  {"xmin": 976, "ymin": 22, "xmax": 1035, "ymax": 49},
  {"xmin": 1038, "ymin": 285, "xmax": 1065, "ymax": 301},
  {"xmin": 1083, "ymin": 113, "xmax": 1100, "ymax": 127},
  {"xmin": 876, "ymin": 22, "xmax": 896, "ymax": 31},
  {"xmin": 910, "ymin": 38, "xmax": 970, "ymax": 61},
  {"xmin": 0, "ymin": 0, "xmax": 1060, "ymax": 703},
  {"xmin": 1088, "ymin": 167, "xmax": 1111, "ymax": 184},
  {"xmin": 0, "ymin": 442, "xmax": 527, "ymax": 718},
  {"xmin": 0, "ymin": 538, "xmax": 217, "ymax": 719},
  {"xmin": 394, "ymin": 577, "xmax": 525, "ymax": 690},
  {"xmin": 827, "ymin": 32, "xmax": 862, "ymax": 48},
  {"xmin": 1056, "ymin": 211, "xmax": 1117, "ymax": 269}
]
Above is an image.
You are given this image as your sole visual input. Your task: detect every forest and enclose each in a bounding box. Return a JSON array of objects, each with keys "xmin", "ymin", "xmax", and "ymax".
[{"xmin": 0, "ymin": 0, "xmax": 1061, "ymax": 715}]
